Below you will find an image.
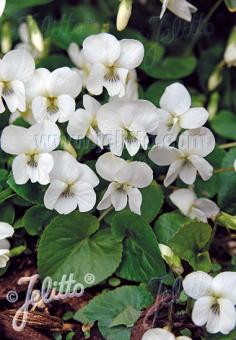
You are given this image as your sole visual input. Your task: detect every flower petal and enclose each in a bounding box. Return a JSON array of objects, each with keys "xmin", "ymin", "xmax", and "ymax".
[
  {"xmin": 213, "ymin": 272, "xmax": 236, "ymax": 304},
  {"xmin": 116, "ymin": 39, "xmax": 144, "ymax": 69},
  {"xmin": 142, "ymin": 328, "xmax": 175, "ymax": 340},
  {"xmin": 1, "ymin": 125, "xmax": 29, "ymax": 154},
  {"xmin": 77, "ymin": 163, "xmax": 99, "ymax": 188},
  {"xmin": 160, "ymin": 82, "xmax": 191, "ymax": 115},
  {"xmin": 180, "ymin": 108, "xmax": 209, "ymax": 129},
  {"xmin": 194, "ymin": 198, "xmax": 220, "ymax": 220},
  {"xmin": 12, "ymin": 154, "xmax": 29, "ymax": 184},
  {"xmin": 50, "ymin": 151, "xmax": 79, "ymax": 183},
  {"xmin": 192, "ymin": 296, "xmax": 215, "ymax": 326},
  {"xmin": 169, "ymin": 188, "xmax": 196, "ymax": 215},
  {"xmin": 83, "ymin": 94, "xmax": 101, "ymax": 116},
  {"xmin": 183, "ymin": 271, "xmax": 213, "ymax": 299},
  {"xmin": 67, "ymin": 109, "xmax": 92, "ymax": 140},
  {"xmin": 44, "ymin": 180, "xmax": 65, "ymax": 210},
  {"xmin": 29, "ymin": 121, "xmax": 60, "ymax": 152},
  {"xmin": 189, "ymin": 155, "xmax": 213, "ymax": 181},
  {"xmin": 83, "ymin": 33, "xmax": 121, "ymax": 65},
  {"xmin": 86, "ymin": 64, "xmax": 106, "ymax": 96},
  {"xmin": 97, "ymin": 183, "xmax": 116, "ymax": 210},
  {"xmin": 73, "ymin": 182, "xmax": 96, "ymax": 212},
  {"xmin": 179, "ymin": 161, "xmax": 197, "ymax": 184},
  {"xmin": 164, "ymin": 159, "xmax": 184, "ymax": 187},
  {"xmin": 0, "ymin": 222, "xmax": 14, "ymax": 240},
  {"xmin": 96, "ymin": 152, "xmax": 127, "ymax": 182},
  {"xmin": 32, "ymin": 96, "xmax": 49, "ymax": 123},
  {"xmin": 111, "ymin": 187, "xmax": 128, "ymax": 211},
  {"xmin": 127, "ymin": 187, "xmax": 142, "ymax": 215},
  {"xmin": 217, "ymin": 298, "xmax": 236, "ymax": 334},
  {"xmin": 57, "ymin": 94, "xmax": 75, "ymax": 123},
  {"xmin": 115, "ymin": 162, "xmax": 153, "ymax": 188},
  {"xmin": 149, "ymin": 146, "xmax": 182, "ymax": 166}
]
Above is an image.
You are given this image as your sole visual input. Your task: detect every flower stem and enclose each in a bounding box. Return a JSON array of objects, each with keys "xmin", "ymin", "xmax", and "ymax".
[
  {"xmin": 214, "ymin": 167, "xmax": 235, "ymax": 174},
  {"xmin": 219, "ymin": 142, "xmax": 236, "ymax": 149},
  {"xmin": 98, "ymin": 206, "xmax": 113, "ymax": 222}
]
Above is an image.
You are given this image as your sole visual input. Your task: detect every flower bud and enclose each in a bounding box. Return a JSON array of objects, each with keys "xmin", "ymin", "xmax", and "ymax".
[
  {"xmin": 159, "ymin": 244, "xmax": 183, "ymax": 275},
  {"xmin": 1, "ymin": 21, "xmax": 12, "ymax": 53},
  {"xmin": 27, "ymin": 15, "xmax": 44, "ymax": 53},
  {"xmin": 224, "ymin": 26, "xmax": 236, "ymax": 67},
  {"xmin": 224, "ymin": 0, "xmax": 236, "ymax": 12},
  {"xmin": 116, "ymin": 0, "xmax": 132, "ymax": 31},
  {"xmin": 217, "ymin": 212, "xmax": 236, "ymax": 230},
  {"xmin": 208, "ymin": 64, "xmax": 223, "ymax": 91},
  {"xmin": 207, "ymin": 91, "xmax": 220, "ymax": 120}
]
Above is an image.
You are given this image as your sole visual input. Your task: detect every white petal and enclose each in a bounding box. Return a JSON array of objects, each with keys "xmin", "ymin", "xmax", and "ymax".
[
  {"xmin": 25, "ymin": 68, "xmax": 49, "ymax": 101},
  {"xmin": 168, "ymin": 0, "xmax": 197, "ymax": 22},
  {"xmin": 127, "ymin": 187, "xmax": 142, "ymax": 215},
  {"xmin": 111, "ymin": 187, "xmax": 128, "ymax": 211},
  {"xmin": 68, "ymin": 43, "xmax": 82, "ymax": 68},
  {"xmin": 0, "ymin": 239, "xmax": 10, "ymax": 249},
  {"xmin": 86, "ymin": 64, "xmax": 106, "ymax": 96},
  {"xmin": 1, "ymin": 125, "xmax": 29, "ymax": 154},
  {"xmin": 130, "ymin": 100, "xmax": 160, "ymax": 134},
  {"xmin": 0, "ymin": 222, "xmax": 14, "ymax": 240},
  {"xmin": 50, "ymin": 151, "xmax": 79, "ymax": 183},
  {"xmin": 44, "ymin": 180, "xmax": 65, "ymax": 210},
  {"xmin": 1, "ymin": 49, "xmax": 35, "ymax": 82},
  {"xmin": 142, "ymin": 328, "xmax": 175, "ymax": 340},
  {"xmin": 77, "ymin": 163, "xmax": 99, "ymax": 188},
  {"xmin": 189, "ymin": 207, "xmax": 208, "ymax": 223},
  {"xmin": 27, "ymin": 153, "xmax": 53, "ymax": 185},
  {"xmin": 160, "ymin": 82, "xmax": 191, "ymax": 115},
  {"xmin": 54, "ymin": 195, "xmax": 78, "ymax": 215},
  {"xmin": 178, "ymin": 127, "xmax": 215, "ymax": 157},
  {"xmin": 32, "ymin": 96, "xmax": 49, "ymax": 123},
  {"xmin": 179, "ymin": 161, "xmax": 197, "ymax": 184},
  {"xmin": 213, "ymin": 272, "xmax": 236, "ymax": 304},
  {"xmin": 116, "ymin": 39, "xmax": 144, "ymax": 69},
  {"xmin": 160, "ymin": 0, "xmax": 170, "ymax": 19},
  {"xmin": 57, "ymin": 95, "xmax": 75, "ymax": 123},
  {"xmin": 67, "ymin": 109, "xmax": 92, "ymax": 140},
  {"xmin": 189, "ymin": 155, "xmax": 213, "ymax": 181},
  {"xmin": 95, "ymin": 152, "xmax": 127, "ymax": 182},
  {"xmin": 124, "ymin": 139, "xmax": 141, "ymax": 156},
  {"xmin": 83, "ymin": 33, "xmax": 121, "ymax": 65},
  {"xmin": 194, "ymin": 199, "xmax": 220, "ymax": 220},
  {"xmin": 47, "ymin": 67, "xmax": 82, "ymax": 98},
  {"xmin": 217, "ymin": 298, "xmax": 236, "ymax": 334},
  {"xmin": 0, "ymin": 252, "xmax": 9, "ymax": 268},
  {"xmin": 12, "ymin": 154, "xmax": 29, "ymax": 184},
  {"xmin": 183, "ymin": 271, "xmax": 213, "ymax": 299},
  {"xmin": 164, "ymin": 159, "xmax": 184, "ymax": 187},
  {"xmin": 180, "ymin": 108, "xmax": 209, "ymax": 129},
  {"xmin": 83, "ymin": 94, "xmax": 101, "ymax": 116},
  {"xmin": 115, "ymin": 162, "xmax": 153, "ymax": 188},
  {"xmin": 169, "ymin": 188, "xmax": 196, "ymax": 215},
  {"xmin": 97, "ymin": 100, "xmax": 124, "ymax": 133},
  {"xmin": 29, "ymin": 121, "xmax": 60, "ymax": 152},
  {"xmin": 148, "ymin": 146, "xmax": 183, "ymax": 166},
  {"xmin": 97, "ymin": 183, "xmax": 117, "ymax": 210},
  {"xmin": 192, "ymin": 296, "xmax": 215, "ymax": 326},
  {"xmin": 73, "ymin": 182, "xmax": 96, "ymax": 212},
  {"xmin": 0, "ymin": 0, "xmax": 6, "ymax": 16}
]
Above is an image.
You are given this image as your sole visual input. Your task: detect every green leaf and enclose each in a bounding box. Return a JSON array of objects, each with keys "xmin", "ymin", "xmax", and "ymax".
[
  {"xmin": 38, "ymin": 212, "xmax": 123, "ymax": 288},
  {"xmin": 143, "ymin": 56, "xmax": 197, "ymax": 80},
  {"xmin": 7, "ymin": 173, "xmax": 46, "ymax": 205},
  {"xmin": 143, "ymin": 80, "xmax": 173, "ymax": 107},
  {"xmin": 5, "ymin": 0, "xmax": 54, "ymax": 14},
  {"xmin": 0, "ymin": 187, "xmax": 14, "ymax": 204},
  {"xmin": 211, "ymin": 111, "xmax": 236, "ymax": 140},
  {"xmin": 218, "ymin": 148, "xmax": 236, "ymax": 214},
  {"xmin": 23, "ymin": 206, "xmax": 57, "ymax": 235},
  {"xmin": 170, "ymin": 222, "xmax": 212, "ymax": 272},
  {"xmin": 0, "ymin": 203, "xmax": 15, "ymax": 224},
  {"xmin": 140, "ymin": 181, "xmax": 164, "ymax": 223},
  {"xmin": 74, "ymin": 285, "xmax": 153, "ymax": 340},
  {"xmin": 111, "ymin": 211, "xmax": 166, "ymax": 281},
  {"xmin": 140, "ymin": 42, "xmax": 165, "ymax": 77},
  {"xmin": 154, "ymin": 212, "xmax": 190, "ymax": 245}
]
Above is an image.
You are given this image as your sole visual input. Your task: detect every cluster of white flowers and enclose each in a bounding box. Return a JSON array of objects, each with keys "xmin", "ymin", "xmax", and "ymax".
[
  {"xmin": 0, "ymin": 32, "xmax": 217, "ymax": 219},
  {"xmin": 0, "ymin": 222, "xmax": 14, "ymax": 268}
]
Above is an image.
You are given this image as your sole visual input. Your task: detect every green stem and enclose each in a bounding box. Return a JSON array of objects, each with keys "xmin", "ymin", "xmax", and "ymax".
[
  {"xmin": 214, "ymin": 167, "xmax": 235, "ymax": 174},
  {"xmin": 219, "ymin": 142, "xmax": 236, "ymax": 149},
  {"xmin": 98, "ymin": 206, "xmax": 113, "ymax": 222}
]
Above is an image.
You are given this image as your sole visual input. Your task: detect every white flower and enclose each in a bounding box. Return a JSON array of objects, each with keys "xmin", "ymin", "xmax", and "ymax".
[
  {"xmin": 16, "ymin": 22, "xmax": 44, "ymax": 60},
  {"xmin": 1, "ymin": 121, "xmax": 60, "ymax": 185},
  {"xmin": 97, "ymin": 98, "xmax": 159, "ymax": 156},
  {"xmin": 83, "ymin": 33, "xmax": 144, "ymax": 97},
  {"xmin": 160, "ymin": 0, "xmax": 197, "ymax": 22},
  {"xmin": 149, "ymin": 127, "xmax": 215, "ymax": 187},
  {"xmin": 44, "ymin": 151, "xmax": 99, "ymax": 214},
  {"xmin": 183, "ymin": 271, "xmax": 236, "ymax": 334},
  {"xmin": 67, "ymin": 94, "xmax": 105, "ymax": 148},
  {"xmin": 155, "ymin": 83, "xmax": 209, "ymax": 146},
  {"xmin": 68, "ymin": 42, "xmax": 91, "ymax": 87},
  {"xmin": 96, "ymin": 152, "xmax": 153, "ymax": 214},
  {"xmin": 116, "ymin": 0, "xmax": 132, "ymax": 31},
  {"xmin": 170, "ymin": 188, "xmax": 220, "ymax": 223},
  {"xmin": 31, "ymin": 67, "xmax": 82, "ymax": 123},
  {"xmin": 224, "ymin": 26, "xmax": 236, "ymax": 67},
  {"xmin": 159, "ymin": 244, "xmax": 183, "ymax": 275},
  {"xmin": 0, "ymin": 0, "xmax": 6, "ymax": 17},
  {"xmin": 0, "ymin": 222, "xmax": 14, "ymax": 268},
  {"xmin": 124, "ymin": 70, "xmax": 139, "ymax": 100},
  {"xmin": 0, "ymin": 49, "xmax": 35, "ymax": 113},
  {"xmin": 142, "ymin": 328, "xmax": 192, "ymax": 340}
]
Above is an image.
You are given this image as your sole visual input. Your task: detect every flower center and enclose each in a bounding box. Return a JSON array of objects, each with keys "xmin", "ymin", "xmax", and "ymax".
[
  {"xmin": 104, "ymin": 67, "xmax": 119, "ymax": 82},
  {"xmin": 60, "ymin": 184, "xmax": 75, "ymax": 198},
  {"xmin": 124, "ymin": 129, "xmax": 137, "ymax": 143},
  {"xmin": 47, "ymin": 97, "xmax": 58, "ymax": 115},
  {"xmin": 2, "ymin": 81, "xmax": 14, "ymax": 96},
  {"xmin": 27, "ymin": 154, "xmax": 38, "ymax": 168},
  {"xmin": 211, "ymin": 301, "xmax": 220, "ymax": 315}
]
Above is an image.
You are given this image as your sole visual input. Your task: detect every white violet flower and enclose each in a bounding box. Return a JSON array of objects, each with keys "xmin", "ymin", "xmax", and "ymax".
[
  {"xmin": 142, "ymin": 328, "xmax": 192, "ymax": 340},
  {"xmin": 31, "ymin": 67, "xmax": 82, "ymax": 123},
  {"xmin": 155, "ymin": 83, "xmax": 209, "ymax": 146},
  {"xmin": 183, "ymin": 271, "xmax": 236, "ymax": 334},
  {"xmin": 68, "ymin": 42, "xmax": 91, "ymax": 87},
  {"xmin": 44, "ymin": 151, "xmax": 99, "ymax": 214},
  {"xmin": 97, "ymin": 98, "xmax": 159, "ymax": 156},
  {"xmin": 0, "ymin": 49, "xmax": 35, "ymax": 113},
  {"xmin": 67, "ymin": 94, "xmax": 105, "ymax": 148},
  {"xmin": 82, "ymin": 32, "xmax": 144, "ymax": 97},
  {"xmin": 170, "ymin": 188, "xmax": 220, "ymax": 223},
  {"xmin": 0, "ymin": 222, "xmax": 14, "ymax": 268},
  {"xmin": 149, "ymin": 127, "xmax": 215, "ymax": 187},
  {"xmin": 160, "ymin": 0, "xmax": 197, "ymax": 22},
  {"xmin": 1, "ymin": 121, "xmax": 60, "ymax": 185},
  {"xmin": 96, "ymin": 152, "xmax": 153, "ymax": 214}
]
